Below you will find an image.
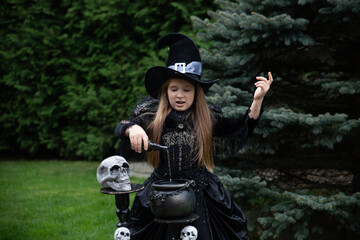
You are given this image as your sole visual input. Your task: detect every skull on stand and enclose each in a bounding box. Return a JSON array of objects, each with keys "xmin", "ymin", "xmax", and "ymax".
[
  {"xmin": 114, "ymin": 227, "xmax": 130, "ymax": 240},
  {"xmin": 97, "ymin": 155, "xmax": 131, "ymax": 191},
  {"xmin": 180, "ymin": 225, "xmax": 198, "ymax": 240}
]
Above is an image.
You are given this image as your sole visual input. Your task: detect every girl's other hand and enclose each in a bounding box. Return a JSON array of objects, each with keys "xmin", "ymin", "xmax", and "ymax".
[
  {"xmin": 128, "ymin": 125, "xmax": 149, "ymax": 153},
  {"xmin": 254, "ymin": 72, "xmax": 273, "ymax": 101}
]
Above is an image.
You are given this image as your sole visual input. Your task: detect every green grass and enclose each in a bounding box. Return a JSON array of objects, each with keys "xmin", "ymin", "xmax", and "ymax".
[{"xmin": 0, "ymin": 161, "xmax": 146, "ymax": 240}]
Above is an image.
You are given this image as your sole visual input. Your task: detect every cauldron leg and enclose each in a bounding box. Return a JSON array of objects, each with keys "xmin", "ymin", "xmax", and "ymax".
[{"xmin": 114, "ymin": 193, "xmax": 130, "ymax": 228}]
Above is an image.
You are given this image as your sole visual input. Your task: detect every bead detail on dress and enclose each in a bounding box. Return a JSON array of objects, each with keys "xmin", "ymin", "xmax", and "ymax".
[{"xmin": 162, "ymin": 131, "xmax": 196, "ymax": 149}]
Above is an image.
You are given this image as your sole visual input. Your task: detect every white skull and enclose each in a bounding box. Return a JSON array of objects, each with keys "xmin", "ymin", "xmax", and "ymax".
[
  {"xmin": 97, "ymin": 155, "xmax": 131, "ymax": 191},
  {"xmin": 114, "ymin": 227, "xmax": 130, "ymax": 240},
  {"xmin": 180, "ymin": 225, "xmax": 198, "ymax": 240}
]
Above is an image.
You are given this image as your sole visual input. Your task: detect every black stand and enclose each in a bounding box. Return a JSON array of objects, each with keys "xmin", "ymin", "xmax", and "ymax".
[
  {"xmin": 101, "ymin": 183, "xmax": 199, "ymax": 239},
  {"xmin": 154, "ymin": 213, "xmax": 199, "ymax": 240},
  {"xmin": 100, "ymin": 183, "xmax": 144, "ymax": 228}
]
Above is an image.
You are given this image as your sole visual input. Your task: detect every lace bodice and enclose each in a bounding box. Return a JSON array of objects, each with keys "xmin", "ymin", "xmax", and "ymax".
[{"xmin": 157, "ymin": 110, "xmax": 198, "ymax": 172}]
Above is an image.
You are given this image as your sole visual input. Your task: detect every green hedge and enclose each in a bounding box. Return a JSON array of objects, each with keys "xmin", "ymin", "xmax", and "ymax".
[{"xmin": 0, "ymin": 0, "xmax": 216, "ymax": 160}]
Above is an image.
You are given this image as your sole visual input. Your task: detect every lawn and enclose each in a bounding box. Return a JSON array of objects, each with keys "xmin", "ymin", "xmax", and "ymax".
[{"xmin": 0, "ymin": 160, "xmax": 146, "ymax": 240}]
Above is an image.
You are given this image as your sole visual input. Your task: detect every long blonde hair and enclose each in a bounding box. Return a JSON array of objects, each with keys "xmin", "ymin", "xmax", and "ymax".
[{"xmin": 147, "ymin": 79, "xmax": 215, "ymax": 171}]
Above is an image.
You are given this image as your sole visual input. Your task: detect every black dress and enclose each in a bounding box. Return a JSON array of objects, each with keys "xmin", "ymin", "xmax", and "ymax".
[{"xmin": 115, "ymin": 98, "xmax": 261, "ymax": 240}]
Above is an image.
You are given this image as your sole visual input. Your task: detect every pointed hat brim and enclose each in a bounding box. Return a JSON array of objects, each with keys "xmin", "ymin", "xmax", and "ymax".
[{"xmin": 145, "ymin": 66, "xmax": 218, "ymax": 98}]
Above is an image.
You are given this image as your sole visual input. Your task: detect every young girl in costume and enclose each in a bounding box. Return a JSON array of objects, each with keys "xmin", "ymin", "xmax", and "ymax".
[{"xmin": 115, "ymin": 33, "xmax": 272, "ymax": 240}]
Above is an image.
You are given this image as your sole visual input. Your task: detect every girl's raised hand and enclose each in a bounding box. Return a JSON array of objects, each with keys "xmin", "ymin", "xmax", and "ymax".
[
  {"xmin": 254, "ymin": 72, "xmax": 273, "ymax": 101},
  {"xmin": 128, "ymin": 125, "xmax": 149, "ymax": 153}
]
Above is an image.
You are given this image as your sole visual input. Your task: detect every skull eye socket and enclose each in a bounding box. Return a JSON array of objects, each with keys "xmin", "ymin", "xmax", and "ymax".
[
  {"xmin": 110, "ymin": 165, "xmax": 120, "ymax": 175},
  {"xmin": 99, "ymin": 166, "xmax": 107, "ymax": 174},
  {"xmin": 119, "ymin": 231, "xmax": 129, "ymax": 236},
  {"xmin": 121, "ymin": 162, "xmax": 130, "ymax": 175}
]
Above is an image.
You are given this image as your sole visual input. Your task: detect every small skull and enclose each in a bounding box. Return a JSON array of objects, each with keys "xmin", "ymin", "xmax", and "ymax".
[
  {"xmin": 97, "ymin": 155, "xmax": 131, "ymax": 191},
  {"xmin": 114, "ymin": 227, "xmax": 130, "ymax": 240},
  {"xmin": 180, "ymin": 225, "xmax": 198, "ymax": 240}
]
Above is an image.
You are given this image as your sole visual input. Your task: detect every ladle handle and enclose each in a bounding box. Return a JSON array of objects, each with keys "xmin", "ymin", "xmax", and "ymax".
[{"xmin": 147, "ymin": 140, "xmax": 168, "ymax": 151}]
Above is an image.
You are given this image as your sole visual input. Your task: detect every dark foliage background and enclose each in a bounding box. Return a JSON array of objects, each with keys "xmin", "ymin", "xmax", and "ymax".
[
  {"xmin": 192, "ymin": 0, "xmax": 360, "ymax": 191},
  {"xmin": 192, "ymin": 0, "xmax": 360, "ymax": 239},
  {"xmin": 0, "ymin": 0, "xmax": 216, "ymax": 160}
]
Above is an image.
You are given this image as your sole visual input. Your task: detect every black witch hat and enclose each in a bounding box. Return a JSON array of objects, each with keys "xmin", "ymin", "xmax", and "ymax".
[{"xmin": 145, "ymin": 33, "xmax": 218, "ymax": 98}]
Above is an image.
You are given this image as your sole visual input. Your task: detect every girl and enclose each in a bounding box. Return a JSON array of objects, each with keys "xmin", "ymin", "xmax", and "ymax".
[{"xmin": 115, "ymin": 33, "xmax": 272, "ymax": 240}]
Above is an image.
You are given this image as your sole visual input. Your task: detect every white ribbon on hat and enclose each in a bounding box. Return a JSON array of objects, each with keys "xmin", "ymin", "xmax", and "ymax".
[{"xmin": 168, "ymin": 61, "xmax": 202, "ymax": 75}]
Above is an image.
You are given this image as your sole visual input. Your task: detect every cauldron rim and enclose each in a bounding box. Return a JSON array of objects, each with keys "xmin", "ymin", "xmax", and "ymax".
[{"xmin": 151, "ymin": 179, "xmax": 191, "ymax": 190}]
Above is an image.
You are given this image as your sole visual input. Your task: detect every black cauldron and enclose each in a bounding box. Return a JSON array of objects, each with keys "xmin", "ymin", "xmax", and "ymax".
[{"xmin": 150, "ymin": 179, "xmax": 195, "ymax": 219}]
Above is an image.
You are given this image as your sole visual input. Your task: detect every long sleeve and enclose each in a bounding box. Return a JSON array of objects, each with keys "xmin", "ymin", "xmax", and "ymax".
[
  {"xmin": 114, "ymin": 97, "xmax": 158, "ymax": 159},
  {"xmin": 212, "ymin": 105, "xmax": 264, "ymax": 159},
  {"xmin": 115, "ymin": 120, "xmax": 142, "ymax": 139}
]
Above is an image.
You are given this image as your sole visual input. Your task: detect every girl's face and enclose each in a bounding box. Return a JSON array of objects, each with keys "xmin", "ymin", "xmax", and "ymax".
[{"xmin": 167, "ymin": 78, "xmax": 195, "ymax": 111}]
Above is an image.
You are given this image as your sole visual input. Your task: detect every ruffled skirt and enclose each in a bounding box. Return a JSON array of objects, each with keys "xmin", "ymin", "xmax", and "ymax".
[{"xmin": 129, "ymin": 167, "xmax": 249, "ymax": 240}]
